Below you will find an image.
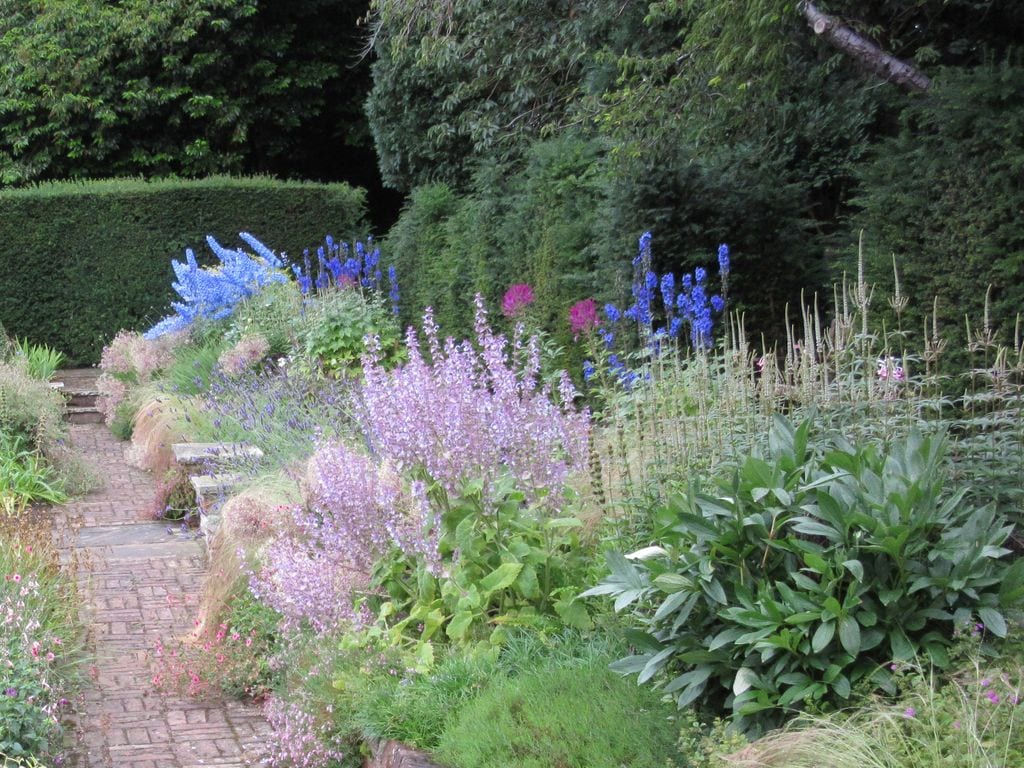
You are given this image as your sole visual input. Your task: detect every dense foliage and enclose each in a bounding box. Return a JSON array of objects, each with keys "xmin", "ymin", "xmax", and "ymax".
[
  {"xmin": 587, "ymin": 419, "xmax": 1023, "ymax": 732},
  {"xmin": 0, "ymin": 0, "xmax": 375, "ymax": 186},
  {"xmin": 371, "ymin": 0, "xmax": 1024, "ymax": 358},
  {"xmin": 0, "ymin": 177, "xmax": 365, "ymax": 364}
]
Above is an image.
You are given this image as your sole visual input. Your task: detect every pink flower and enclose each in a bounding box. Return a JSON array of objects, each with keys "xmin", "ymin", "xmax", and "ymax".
[
  {"xmin": 501, "ymin": 283, "xmax": 535, "ymax": 318},
  {"xmin": 569, "ymin": 298, "xmax": 599, "ymax": 338},
  {"xmin": 903, "ymin": 707, "xmax": 916, "ymax": 719}
]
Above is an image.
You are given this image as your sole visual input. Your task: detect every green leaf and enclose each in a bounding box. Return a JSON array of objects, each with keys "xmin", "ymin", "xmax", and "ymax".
[
  {"xmin": 703, "ymin": 578, "xmax": 728, "ymax": 605},
  {"xmin": 803, "ymin": 552, "xmax": 829, "ymax": 574},
  {"xmin": 785, "ymin": 611, "xmax": 820, "ymax": 625},
  {"xmin": 553, "ymin": 597, "xmax": 592, "ymax": 631},
  {"xmin": 479, "ymin": 562, "xmax": 523, "ymax": 595},
  {"xmin": 812, "ymin": 621, "xmax": 835, "ymax": 653},
  {"xmin": 978, "ymin": 607, "xmax": 1008, "ymax": 638},
  {"xmin": 831, "ymin": 674, "xmax": 851, "ymax": 698},
  {"xmin": 889, "ymin": 628, "xmax": 914, "ymax": 660},
  {"xmin": 545, "ymin": 516, "xmax": 583, "ymax": 529},
  {"xmin": 445, "ymin": 610, "xmax": 474, "ymax": 640},
  {"xmin": 823, "ymin": 597, "xmax": 842, "ymax": 617},
  {"xmin": 515, "ymin": 564, "xmax": 540, "ymax": 599},
  {"xmin": 839, "ymin": 616, "xmax": 861, "ymax": 656},
  {"xmin": 638, "ymin": 646, "xmax": 676, "ymax": 684},
  {"xmin": 733, "ymin": 667, "xmax": 760, "ymax": 695},
  {"xmin": 422, "ymin": 609, "xmax": 446, "ymax": 641},
  {"xmin": 653, "ymin": 573, "xmax": 691, "ymax": 593},
  {"xmin": 778, "ymin": 683, "xmax": 813, "ymax": 706},
  {"xmin": 842, "ymin": 559, "xmax": 864, "ymax": 581}
]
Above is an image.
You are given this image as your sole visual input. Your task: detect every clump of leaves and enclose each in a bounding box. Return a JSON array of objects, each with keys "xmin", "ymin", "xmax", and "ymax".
[
  {"xmin": 370, "ymin": 475, "xmax": 595, "ymax": 650},
  {"xmin": 300, "ymin": 289, "xmax": 403, "ymax": 376},
  {"xmin": 585, "ymin": 417, "xmax": 1024, "ymax": 733}
]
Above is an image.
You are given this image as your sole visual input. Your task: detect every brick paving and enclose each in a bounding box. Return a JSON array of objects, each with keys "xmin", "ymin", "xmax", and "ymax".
[{"xmin": 57, "ymin": 421, "xmax": 270, "ymax": 767}]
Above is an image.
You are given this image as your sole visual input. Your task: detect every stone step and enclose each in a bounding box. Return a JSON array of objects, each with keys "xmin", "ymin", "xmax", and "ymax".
[
  {"xmin": 66, "ymin": 388, "xmax": 100, "ymax": 408},
  {"xmin": 172, "ymin": 442, "xmax": 263, "ymax": 467},
  {"xmin": 190, "ymin": 474, "xmax": 245, "ymax": 546},
  {"xmin": 66, "ymin": 405, "xmax": 104, "ymax": 424}
]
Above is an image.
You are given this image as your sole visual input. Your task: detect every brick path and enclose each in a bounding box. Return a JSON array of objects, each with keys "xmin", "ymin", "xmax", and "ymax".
[{"xmin": 58, "ymin": 422, "xmax": 270, "ymax": 767}]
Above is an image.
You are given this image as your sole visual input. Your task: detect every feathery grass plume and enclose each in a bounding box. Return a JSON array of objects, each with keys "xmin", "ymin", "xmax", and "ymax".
[
  {"xmin": 217, "ymin": 335, "xmax": 271, "ymax": 376},
  {"xmin": 196, "ymin": 476, "xmax": 299, "ymax": 640},
  {"xmin": 126, "ymin": 389, "xmax": 197, "ymax": 473}
]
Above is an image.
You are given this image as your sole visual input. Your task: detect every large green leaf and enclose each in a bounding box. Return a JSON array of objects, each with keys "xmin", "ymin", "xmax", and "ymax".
[{"xmin": 478, "ymin": 562, "xmax": 523, "ymax": 595}]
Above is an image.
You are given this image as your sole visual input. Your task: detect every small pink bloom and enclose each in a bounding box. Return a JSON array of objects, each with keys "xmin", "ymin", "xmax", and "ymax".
[
  {"xmin": 903, "ymin": 707, "xmax": 916, "ymax": 719},
  {"xmin": 569, "ymin": 298, "xmax": 599, "ymax": 337},
  {"xmin": 501, "ymin": 283, "xmax": 535, "ymax": 318}
]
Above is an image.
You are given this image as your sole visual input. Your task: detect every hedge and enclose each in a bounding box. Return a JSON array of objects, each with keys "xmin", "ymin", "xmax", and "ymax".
[{"xmin": 0, "ymin": 176, "xmax": 366, "ymax": 365}]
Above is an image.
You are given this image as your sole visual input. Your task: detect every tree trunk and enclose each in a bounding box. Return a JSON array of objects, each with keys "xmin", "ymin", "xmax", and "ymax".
[{"xmin": 800, "ymin": 1, "xmax": 931, "ymax": 92}]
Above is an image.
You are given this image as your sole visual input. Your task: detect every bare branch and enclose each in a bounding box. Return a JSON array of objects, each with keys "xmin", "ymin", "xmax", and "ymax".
[{"xmin": 800, "ymin": 1, "xmax": 931, "ymax": 92}]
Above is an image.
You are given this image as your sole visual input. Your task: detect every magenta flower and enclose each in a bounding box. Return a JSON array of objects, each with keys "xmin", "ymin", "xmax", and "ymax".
[
  {"xmin": 501, "ymin": 283, "xmax": 535, "ymax": 318},
  {"xmin": 903, "ymin": 707, "xmax": 916, "ymax": 719},
  {"xmin": 569, "ymin": 298, "xmax": 599, "ymax": 338}
]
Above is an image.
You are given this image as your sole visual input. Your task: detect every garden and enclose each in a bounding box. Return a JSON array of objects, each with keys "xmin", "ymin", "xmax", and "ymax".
[
  {"xmin": 12, "ymin": 225, "xmax": 1014, "ymax": 766},
  {"xmin": 0, "ymin": 1, "xmax": 1022, "ymax": 766}
]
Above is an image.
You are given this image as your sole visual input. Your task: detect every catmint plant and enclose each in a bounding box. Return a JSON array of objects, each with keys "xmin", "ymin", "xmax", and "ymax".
[{"xmin": 249, "ymin": 440, "xmax": 439, "ymax": 633}]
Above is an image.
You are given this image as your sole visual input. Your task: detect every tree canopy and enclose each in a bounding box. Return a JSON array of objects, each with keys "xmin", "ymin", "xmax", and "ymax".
[{"xmin": 0, "ymin": 0, "xmax": 373, "ymax": 185}]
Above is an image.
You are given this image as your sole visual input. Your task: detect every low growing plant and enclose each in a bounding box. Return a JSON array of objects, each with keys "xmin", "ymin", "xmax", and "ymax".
[
  {"xmin": 371, "ymin": 474, "xmax": 596, "ymax": 649},
  {"xmin": 585, "ymin": 417, "xmax": 1024, "ymax": 733},
  {"xmin": 433, "ymin": 646, "xmax": 681, "ymax": 768},
  {"xmin": 10, "ymin": 339, "xmax": 64, "ymax": 382},
  {"xmin": 0, "ymin": 528, "xmax": 79, "ymax": 762}
]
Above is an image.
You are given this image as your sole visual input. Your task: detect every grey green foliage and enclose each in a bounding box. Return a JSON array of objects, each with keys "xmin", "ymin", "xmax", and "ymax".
[{"xmin": 585, "ymin": 417, "xmax": 1024, "ymax": 733}]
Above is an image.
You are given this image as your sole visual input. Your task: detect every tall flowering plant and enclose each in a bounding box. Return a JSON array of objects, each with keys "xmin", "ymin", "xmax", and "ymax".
[
  {"xmin": 145, "ymin": 233, "xmax": 287, "ymax": 339},
  {"xmin": 290, "ymin": 234, "xmax": 401, "ymax": 316},
  {"xmin": 249, "ymin": 441, "xmax": 438, "ymax": 634},
  {"xmin": 581, "ymin": 233, "xmax": 730, "ymax": 388},
  {"xmin": 359, "ymin": 295, "xmax": 590, "ymax": 505}
]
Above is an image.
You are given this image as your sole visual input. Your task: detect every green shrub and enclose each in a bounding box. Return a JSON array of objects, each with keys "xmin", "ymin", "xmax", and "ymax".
[
  {"xmin": 8, "ymin": 339, "xmax": 64, "ymax": 383},
  {"xmin": 433, "ymin": 653, "xmax": 680, "ymax": 768},
  {"xmin": 0, "ymin": 176, "xmax": 365, "ymax": 365},
  {"xmin": 299, "ymin": 290, "xmax": 403, "ymax": 376},
  {"xmin": 586, "ymin": 417, "xmax": 1024, "ymax": 733},
  {"xmin": 852, "ymin": 62, "xmax": 1024, "ymax": 369}
]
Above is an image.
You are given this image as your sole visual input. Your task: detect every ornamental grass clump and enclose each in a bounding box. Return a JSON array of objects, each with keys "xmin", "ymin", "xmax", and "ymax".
[{"xmin": 97, "ymin": 330, "xmax": 180, "ymax": 428}]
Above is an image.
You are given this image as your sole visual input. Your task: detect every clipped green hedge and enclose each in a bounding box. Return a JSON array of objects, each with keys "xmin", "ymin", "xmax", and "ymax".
[{"xmin": 0, "ymin": 176, "xmax": 366, "ymax": 365}]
